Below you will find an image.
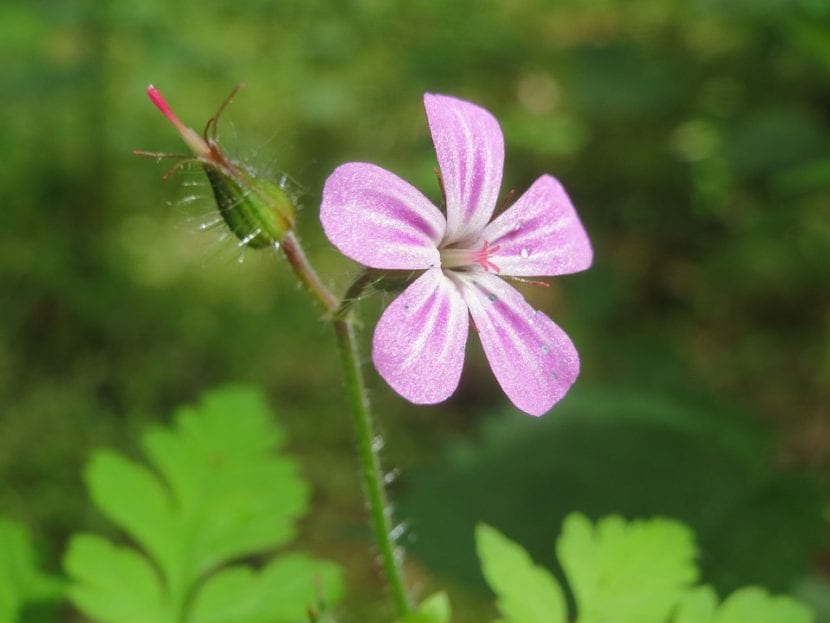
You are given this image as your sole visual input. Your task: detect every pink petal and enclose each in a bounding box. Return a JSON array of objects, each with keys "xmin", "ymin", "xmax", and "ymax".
[
  {"xmin": 459, "ymin": 272, "xmax": 579, "ymax": 416},
  {"xmin": 373, "ymin": 269, "xmax": 469, "ymax": 404},
  {"xmin": 483, "ymin": 175, "xmax": 593, "ymax": 277},
  {"xmin": 424, "ymin": 93, "xmax": 504, "ymax": 246},
  {"xmin": 321, "ymin": 162, "xmax": 445, "ymax": 269}
]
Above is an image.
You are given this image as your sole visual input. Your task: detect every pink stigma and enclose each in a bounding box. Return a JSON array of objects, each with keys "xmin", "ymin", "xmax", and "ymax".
[
  {"xmin": 472, "ymin": 240, "xmax": 501, "ymax": 273},
  {"xmin": 146, "ymin": 85, "xmax": 185, "ymax": 130},
  {"xmin": 144, "ymin": 84, "xmax": 212, "ymax": 159}
]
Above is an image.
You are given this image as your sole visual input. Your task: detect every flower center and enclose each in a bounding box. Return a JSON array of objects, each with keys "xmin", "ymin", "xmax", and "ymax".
[{"xmin": 439, "ymin": 239, "xmax": 501, "ymax": 273}]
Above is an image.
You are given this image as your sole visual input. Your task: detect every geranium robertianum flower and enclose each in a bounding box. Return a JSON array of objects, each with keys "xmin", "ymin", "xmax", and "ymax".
[{"xmin": 321, "ymin": 94, "xmax": 592, "ymax": 416}]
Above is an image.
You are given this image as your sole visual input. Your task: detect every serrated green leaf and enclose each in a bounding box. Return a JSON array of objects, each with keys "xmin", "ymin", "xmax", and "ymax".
[
  {"xmin": 64, "ymin": 533, "xmax": 172, "ymax": 623},
  {"xmin": 65, "ymin": 385, "xmax": 340, "ymax": 623},
  {"xmin": 711, "ymin": 587, "xmax": 814, "ymax": 623},
  {"xmin": 672, "ymin": 585, "xmax": 815, "ymax": 623},
  {"xmin": 188, "ymin": 554, "xmax": 343, "ymax": 623},
  {"xmin": 84, "ymin": 450, "xmax": 177, "ymax": 578},
  {"xmin": 672, "ymin": 586, "xmax": 719, "ymax": 623},
  {"xmin": 140, "ymin": 385, "xmax": 308, "ymax": 585},
  {"xmin": 475, "ymin": 514, "xmax": 814, "ymax": 623},
  {"xmin": 476, "ymin": 523, "xmax": 567, "ymax": 623},
  {"xmin": 0, "ymin": 517, "xmax": 64, "ymax": 622},
  {"xmin": 558, "ymin": 513, "xmax": 698, "ymax": 623},
  {"xmin": 395, "ymin": 592, "xmax": 451, "ymax": 623},
  {"xmin": 401, "ymin": 382, "xmax": 824, "ymax": 594}
]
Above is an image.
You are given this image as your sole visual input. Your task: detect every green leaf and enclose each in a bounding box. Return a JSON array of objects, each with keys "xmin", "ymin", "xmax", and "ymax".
[
  {"xmin": 0, "ymin": 517, "xmax": 64, "ymax": 622},
  {"xmin": 476, "ymin": 523, "xmax": 567, "ymax": 623},
  {"xmin": 83, "ymin": 450, "xmax": 176, "ymax": 581},
  {"xmin": 400, "ymin": 382, "xmax": 824, "ymax": 593},
  {"xmin": 64, "ymin": 385, "xmax": 341, "ymax": 623},
  {"xmin": 558, "ymin": 513, "xmax": 698, "ymax": 623},
  {"xmin": 139, "ymin": 385, "xmax": 309, "ymax": 584},
  {"xmin": 188, "ymin": 554, "xmax": 343, "ymax": 623},
  {"xmin": 672, "ymin": 586, "xmax": 815, "ymax": 623},
  {"xmin": 395, "ymin": 592, "xmax": 452, "ymax": 623},
  {"xmin": 64, "ymin": 534, "xmax": 171, "ymax": 623},
  {"xmin": 476, "ymin": 514, "xmax": 814, "ymax": 623},
  {"xmin": 711, "ymin": 587, "xmax": 814, "ymax": 623},
  {"xmin": 672, "ymin": 586, "xmax": 719, "ymax": 623}
]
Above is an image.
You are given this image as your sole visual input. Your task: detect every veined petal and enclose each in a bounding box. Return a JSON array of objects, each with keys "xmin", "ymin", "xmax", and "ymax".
[
  {"xmin": 321, "ymin": 162, "xmax": 445, "ymax": 269},
  {"xmin": 425, "ymin": 93, "xmax": 504, "ymax": 245},
  {"xmin": 459, "ymin": 272, "xmax": 579, "ymax": 416},
  {"xmin": 373, "ymin": 269, "xmax": 469, "ymax": 404},
  {"xmin": 483, "ymin": 175, "xmax": 593, "ymax": 277}
]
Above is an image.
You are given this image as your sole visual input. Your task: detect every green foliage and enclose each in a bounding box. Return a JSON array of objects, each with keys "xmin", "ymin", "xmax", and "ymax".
[
  {"xmin": 395, "ymin": 593, "xmax": 452, "ymax": 623},
  {"xmin": 63, "ymin": 385, "xmax": 343, "ymax": 623},
  {"xmin": 0, "ymin": 518, "xmax": 63, "ymax": 622},
  {"xmin": 477, "ymin": 524, "xmax": 566, "ymax": 623},
  {"xmin": 476, "ymin": 514, "xmax": 813, "ymax": 623},
  {"xmin": 558, "ymin": 514, "xmax": 698, "ymax": 623},
  {"xmin": 673, "ymin": 586, "xmax": 814, "ymax": 623},
  {"xmin": 401, "ymin": 383, "xmax": 824, "ymax": 595},
  {"xmin": 477, "ymin": 514, "xmax": 695, "ymax": 623}
]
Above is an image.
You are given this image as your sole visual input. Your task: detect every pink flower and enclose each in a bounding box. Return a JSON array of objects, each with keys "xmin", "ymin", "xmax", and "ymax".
[{"xmin": 321, "ymin": 94, "xmax": 592, "ymax": 416}]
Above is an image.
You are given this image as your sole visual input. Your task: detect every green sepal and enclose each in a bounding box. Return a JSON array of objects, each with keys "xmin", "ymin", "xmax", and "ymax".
[{"xmin": 368, "ymin": 269, "xmax": 421, "ymax": 294}]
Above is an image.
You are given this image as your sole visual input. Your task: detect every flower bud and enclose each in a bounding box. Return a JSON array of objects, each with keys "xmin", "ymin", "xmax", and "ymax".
[
  {"xmin": 202, "ymin": 161, "xmax": 295, "ymax": 249},
  {"xmin": 141, "ymin": 85, "xmax": 295, "ymax": 248}
]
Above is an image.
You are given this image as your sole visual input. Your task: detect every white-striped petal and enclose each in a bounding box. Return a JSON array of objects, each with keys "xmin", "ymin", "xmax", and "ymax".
[
  {"xmin": 321, "ymin": 162, "xmax": 445, "ymax": 270},
  {"xmin": 424, "ymin": 93, "xmax": 504, "ymax": 246},
  {"xmin": 372, "ymin": 269, "xmax": 469, "ymax": 404},
  {"xmin": 483, "ymin": 175, "xmax": 593, "ymax": 277},
  {"xmin": 458, "ymin": 272, "xmax": 579, "ymax": 416}
]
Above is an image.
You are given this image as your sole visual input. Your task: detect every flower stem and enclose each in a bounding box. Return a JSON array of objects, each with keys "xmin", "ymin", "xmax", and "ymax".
[
  {"xmin": 279, "ymin": 232, "xmax": 338, "ymax": 313},
  {"xmin": 333, "ymin": 318, "xmax": 412, "ymax": 616},
  {"xmin": 277, "ymin": 234, "xmax": 412, "ymax": 616}
]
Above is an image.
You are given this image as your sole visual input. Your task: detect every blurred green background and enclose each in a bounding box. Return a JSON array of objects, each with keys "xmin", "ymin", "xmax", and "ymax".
[{"xmin": 1, "ymin": 0, "xmax": 829, "ymax": 621}]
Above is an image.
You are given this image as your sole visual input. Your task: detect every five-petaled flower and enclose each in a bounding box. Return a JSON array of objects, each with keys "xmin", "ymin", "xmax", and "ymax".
[{"xmin": 321, "ymin": 94, "xmax": 592, "ymax": 416}]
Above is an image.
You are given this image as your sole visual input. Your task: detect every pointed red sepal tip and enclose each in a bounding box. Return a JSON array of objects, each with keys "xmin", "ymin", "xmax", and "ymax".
[{"xmin": 146, "ymin": 84, "xmax": 183, "ymax": 128}]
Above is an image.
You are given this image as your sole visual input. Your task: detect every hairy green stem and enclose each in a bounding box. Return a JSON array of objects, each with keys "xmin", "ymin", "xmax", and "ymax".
[
  {"xmin": 332, "ymin": 318, "xmax": 411, "ymax": 615},
  {"xmin": 278, "ymin": 234, "xmax": 412, "ymax": 616},
  {"xmin": 279, "ymin": 232, "xmax": 338, "ymax": 314}
]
